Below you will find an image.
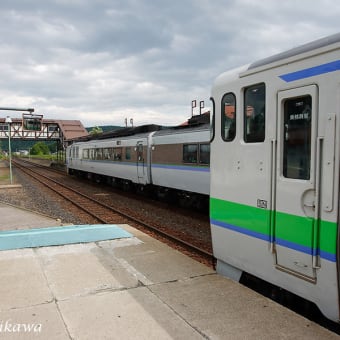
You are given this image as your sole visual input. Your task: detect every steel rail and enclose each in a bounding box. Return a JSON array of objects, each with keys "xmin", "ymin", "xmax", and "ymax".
[{"xmin": 13, "ymin": 159, "xmax": 215, "ymax": 263}]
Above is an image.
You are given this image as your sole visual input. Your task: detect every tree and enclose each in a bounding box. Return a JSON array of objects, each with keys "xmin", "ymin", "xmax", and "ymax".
[
  {"xmin": 30, "ymin": 142, "xmax": 50, "ymax": 155},
  {"xmin": 89, "ymin": 126, "xmax": 103, "ymax": 135},
  {"xmin": 47, "ymin": 142, "xmax": 57, "ymax": 154}
]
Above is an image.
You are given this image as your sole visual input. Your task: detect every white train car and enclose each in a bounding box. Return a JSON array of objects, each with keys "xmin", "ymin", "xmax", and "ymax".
[
  {"xmin": 151, "ymin": 123, "xmax": 210, "ymax": 198},
  {"xmin": 210, "ymin": 33, "xmax": 340, "ymax": 321},
  {"xmin": 67, "ymin": 130, "xmax": 154, "ymax": 187}
]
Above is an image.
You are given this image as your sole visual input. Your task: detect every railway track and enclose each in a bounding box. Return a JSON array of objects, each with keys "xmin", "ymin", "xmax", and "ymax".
[{"xmin": 12, "ymin": 158, "xmax": 215, "ymax": 266}]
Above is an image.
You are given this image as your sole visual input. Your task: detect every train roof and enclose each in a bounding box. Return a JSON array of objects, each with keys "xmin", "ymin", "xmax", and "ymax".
[
  {"xmin": 73, "ymin": 124, "xmax": 165, "ymax": 142},
  {"xmin": 248, "ymin": 32, "xmax": 340, "ymax": 70},
  {"xmin": 71, "ymin": 113, "xmax": 210, "ymax": 143},
  {"xmin": 153, "ymin": 122, "xmax": 210, "ymax": 137}
]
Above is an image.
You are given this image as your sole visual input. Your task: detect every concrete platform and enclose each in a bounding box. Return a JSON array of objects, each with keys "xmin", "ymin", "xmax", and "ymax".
[
  {"xmin": 0, "ymin": 224, "xmax": 132, "ymax": 250},
  {"xmin": 0, "ymin": 202, "xmax": 64, "ymax": 231},
  {"xmin": 0, "ymin": 203, "xmax": 339, "ymax": 339}
]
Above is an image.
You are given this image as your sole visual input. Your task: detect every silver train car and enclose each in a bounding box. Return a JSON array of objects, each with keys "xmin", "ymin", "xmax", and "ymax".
[
  {"xmin": 210, "ymin": 33, "xmax": 340, "ymax": 321},
  {"xmin": 66, "ymin": 122, "xmax": 210, "ymax": 206}
]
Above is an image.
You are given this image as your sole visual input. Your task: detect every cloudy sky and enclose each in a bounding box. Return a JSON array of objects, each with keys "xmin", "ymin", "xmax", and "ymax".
[{"xmin": 0, "ymin": 0, "xmax": 338, "ymax": 128}]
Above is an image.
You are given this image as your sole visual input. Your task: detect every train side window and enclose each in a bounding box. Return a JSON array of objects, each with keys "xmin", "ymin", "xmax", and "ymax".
[
  {"xmin": 221, "ymin": 93, "xmax": 236, "ymax": 141},
  {"xmin": 83, "ymin": 149, "xmax": 89, "ymax": 159},
  {"xmin": 125, "ymin": 147, "xmax": 131, "ymax": 160},
  {"xmin": 114, "ymin": 147, "xmax": 122, "ymax": 161},
  {"xmin": 103, "ymin": 148, "xmax": 110, "ymax": 160},
  {"xmin": 283, "ymin": 96, "xmax": 311, "ymax": 180},
  {"xmin": 183, "ymin": 144, "xmax": 198, "ymax": 163},
  {"xmin": 199, "ymin": 143, "xmax": 210, "ymax": 164},
  {"xmin": 95, "ymin": 148, "xmax": 103, "ymax": 160},
  {"xmin": 244, "ymin": 83, "xmax": 265, "ymax": 143}
]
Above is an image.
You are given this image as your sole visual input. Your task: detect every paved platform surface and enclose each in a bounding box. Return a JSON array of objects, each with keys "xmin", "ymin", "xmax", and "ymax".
[{"xmin": 0, "ymin": 202, "xmax": 339, "ymax": 339}]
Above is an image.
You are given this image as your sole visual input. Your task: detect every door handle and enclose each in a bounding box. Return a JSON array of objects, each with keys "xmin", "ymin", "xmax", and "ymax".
[{"xmin": 303, "ymin": 202, "xmax": 315, "ymax": 209}]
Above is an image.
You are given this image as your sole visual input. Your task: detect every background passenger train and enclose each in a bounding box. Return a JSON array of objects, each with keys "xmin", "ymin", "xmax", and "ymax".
[
  {"xmin": 66, "ymin": 120, "xmax": 210, "ymax": 208},
  {"xmin": 67, "ymin": 131, "xmax": 152, "ymax": 190}
]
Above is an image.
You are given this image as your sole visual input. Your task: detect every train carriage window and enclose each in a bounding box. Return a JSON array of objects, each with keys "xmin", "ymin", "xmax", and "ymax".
[
  {"xmin": 244, "ymin": 83, "xmax": 265, "ymax": 143},
  {"xmin": 89, "ymin": 148, "xmax": 95, "ymax": 160},
  {"xmin": 109, "ymin": 148, "xmax": 115, "ymax": 160},
  {"xmin": 113, "ymin": 147, "xmax": 122, "ymax": 161},
  {"xmin": 221, "ymin": 93, "xmax": 236, "ymax": 141},
  {"xmin": 183, "ymin": 144, "xmax": 198, "ymax": 163},
  {"xmin": 95, "ymin": 148, "xmax": 103, "ymax": 160},
  {"xmin": 199, "ymin": 144, "xmax": 210, "ymax": 164},
  {"xmin": 125, "ymin": 147, "xmax": 131, "ymax": 160},
  {"xmin": 283, "ymin": 96, "xmax": 311, "ymax": 180},
  {"xmin": 103, "ymin": 148, "xmax": 111, "ymax": 160},
  {"xmin": 83, "ymin": 149, "xmax": 89, "ymax": 159}
]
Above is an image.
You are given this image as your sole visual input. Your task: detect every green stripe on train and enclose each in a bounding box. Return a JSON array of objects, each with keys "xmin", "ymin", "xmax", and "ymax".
[{"xmin": 210, "ymin": 197, "xmax": 337, "ymax": 256}]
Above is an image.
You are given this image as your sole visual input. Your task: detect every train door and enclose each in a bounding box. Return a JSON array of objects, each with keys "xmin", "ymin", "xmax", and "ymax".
[
  {"xmin": 274, "ymin": 85, "xmax": 319, "ymax": 282},
  {"xmin": 136, "ymin": 141, "xmax": 146, "ymax": 184},
  {"xmin": 68, "ymin": 146, "xmax": 74, "ymax": 167}
]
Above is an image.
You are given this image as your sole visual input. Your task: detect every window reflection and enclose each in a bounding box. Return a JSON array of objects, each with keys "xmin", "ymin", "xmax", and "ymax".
[
  {"xmin": 222, "ymin": 93, "xmax": 236, "ymax": 141},
  {"xmin": 244, "ymin": 84, "xmax": 265, "ymax": 143},
  {"xmin": 283, "ymin": 96, "xmax": 311, "ymax": 180}
]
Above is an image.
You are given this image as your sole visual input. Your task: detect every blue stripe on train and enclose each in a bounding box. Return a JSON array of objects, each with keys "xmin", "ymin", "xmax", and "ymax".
[
  {"xmin": 152, "ymin": 164, "xmax": 210, "ymax": 172},
  {"xmin": 211, "ymin": 218, "xmax": 336, "ymax": 262},
  {"xmin": 279, "ymin": 60, "xmax": 340, "ymax": 82}
]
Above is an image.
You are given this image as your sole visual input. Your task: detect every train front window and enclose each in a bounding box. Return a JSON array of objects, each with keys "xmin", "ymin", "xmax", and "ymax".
[
  {"xmin": 244, "ymin": 83, "xmax": 265, "ymax": 143},
  {"xmin": 283, "ymin": 96, "xmax": 312, "ymax": 180},
  {"xmin": 221, "ymin": 93, "xmax": 236, "ymax": 141}
]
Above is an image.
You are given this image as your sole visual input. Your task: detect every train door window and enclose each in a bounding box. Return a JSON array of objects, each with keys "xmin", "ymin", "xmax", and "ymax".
[
  {"xmin": 183, "ymin": 144, "xmax": 198, "ymax": 163},
  {"xmin": 137, "ymin": 143, "xmax": 144, "ymax": 161},
  {"xmin": 221, "ymin": 93, "xmax": 236, "ymax": 141},
  {"xmin": 283, "ymin": 96, "xmax": 312, "ymax": 180},
  {"xmin": 125, "ymin": 147, "xmax": 131, "ymax": 160},
  {"xmin": 244, "ymin": 83, "xmax": 265, "ymax": 143},
  {"xmin": 199, "ymin": 143, "xmax": 210, "ymax": 164},
  {"xmin": 72, "ymin": 147, "xmax": 78, "ymax": 158}
]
